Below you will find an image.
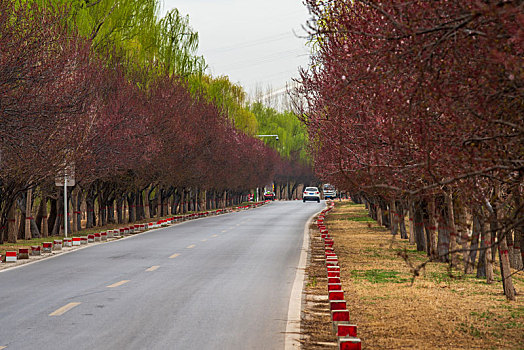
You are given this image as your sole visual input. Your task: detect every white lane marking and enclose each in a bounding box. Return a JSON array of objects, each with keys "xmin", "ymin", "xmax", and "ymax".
[
  {"xmin": 186, "ymin": 244, "xmax": 196, "ymax": 249},
  {"xmin": 169, "ymin": 253, "xmax": 180, "ymax": 259},
  {"xmin": 107, "ymin": 280, "xmax": 130, "ymax": 288},
  {"xmin": 49, "ymin": 302, "xmax": 81, "ymax": 316},
  {"xmin": 146, "ymin": 266, "xmax": 160, "ymax": 272}
]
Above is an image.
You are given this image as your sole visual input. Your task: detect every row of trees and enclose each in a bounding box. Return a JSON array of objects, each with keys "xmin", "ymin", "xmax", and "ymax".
[
  {"xmin": 298, "ymin": 0, "xmax": 523, "ymax": 300},
  {"xmin": 0, "ymin": 0, "xmax": 307, "ymax": 243}
]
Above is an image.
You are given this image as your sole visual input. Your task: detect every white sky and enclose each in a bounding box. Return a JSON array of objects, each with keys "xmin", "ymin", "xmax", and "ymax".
[{"xmin": 161, "ymin": 0, "xmax": 311, "ymax": 97}]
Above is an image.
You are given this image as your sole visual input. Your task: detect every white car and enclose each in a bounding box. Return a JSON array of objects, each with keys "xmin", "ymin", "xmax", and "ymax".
[{"xmin": 303, "ymin": 187, "xmax": 321, "ymax": 203}]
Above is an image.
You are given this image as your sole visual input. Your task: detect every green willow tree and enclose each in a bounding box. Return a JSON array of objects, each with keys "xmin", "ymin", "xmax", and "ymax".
[{"xmin": 250, "ymin": 102, "xmax": 309, "ymax": 161}]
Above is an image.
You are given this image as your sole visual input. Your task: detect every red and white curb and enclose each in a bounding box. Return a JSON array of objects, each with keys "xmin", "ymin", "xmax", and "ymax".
[{"xmin": 317, "ymin": 201, "xmax": 361, "ymax": 350}]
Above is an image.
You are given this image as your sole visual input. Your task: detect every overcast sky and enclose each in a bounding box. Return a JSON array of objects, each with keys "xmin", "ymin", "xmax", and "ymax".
[{"xmin": 161, "ymin": 0, "xmax": 311, "ymax": 97}]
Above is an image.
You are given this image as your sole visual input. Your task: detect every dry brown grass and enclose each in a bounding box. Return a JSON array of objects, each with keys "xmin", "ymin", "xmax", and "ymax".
[{"xmin": 320, "ymin": 201, "xmax": 524, "ymax": 349}]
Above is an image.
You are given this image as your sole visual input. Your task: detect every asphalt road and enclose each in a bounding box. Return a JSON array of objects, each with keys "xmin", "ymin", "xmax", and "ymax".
[{"xmin": 0, "ymin": 200, "xmax": 323, "ymax": 350}]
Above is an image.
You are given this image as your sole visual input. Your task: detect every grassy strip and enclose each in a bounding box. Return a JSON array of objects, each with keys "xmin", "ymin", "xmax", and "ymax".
[{"xmin": 329, "ymin": 201, "xmax": 523, "ymax": 350}]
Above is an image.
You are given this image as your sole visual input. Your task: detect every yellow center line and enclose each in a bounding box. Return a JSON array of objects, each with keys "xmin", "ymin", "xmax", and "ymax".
[
  {"xmin": 107, "ymin": 280, "xmax": 130, "ymax": 288},
  {"xmin": 49, "ymin": 302, "xmax": 81, "ymax": 316},
  {"xmin": 236, "ymin": 224, "xmax": 240, "ymax": 226},
  {"xmin": 211, "ymin": 234, "xmax": 219, "ymax": 238},
  {"xmin": 0, "ymin": 346, "xmax": 6, "ymax": 349},
  {"xmin": 186, "ymin": 244, "xmax": 196, "ymax": 249},
  {"xmin": 169, "ymin": 253, "xmax": 180, "ymax": 259},
  {"xmin": 221, "ymin": 230, "xmax": 227, "ymax": 233},
  {"xmin": 146, "ymin": 266, "xmax": 160, "ymax": 272},
  {"xmin": 201, "ymin": 239, "xmax": 207, "ymax": 242}
]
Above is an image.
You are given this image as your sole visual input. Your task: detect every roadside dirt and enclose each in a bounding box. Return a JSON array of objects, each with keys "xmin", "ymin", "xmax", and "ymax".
[{"xmin": 301, "ymin": 200, "xmax": 524, "ymax": 349}]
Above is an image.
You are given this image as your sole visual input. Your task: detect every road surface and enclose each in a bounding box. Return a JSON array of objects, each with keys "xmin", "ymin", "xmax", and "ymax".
[{"xmin": 0, "ymin": 200, "xmax": 323, "ymax": 349}]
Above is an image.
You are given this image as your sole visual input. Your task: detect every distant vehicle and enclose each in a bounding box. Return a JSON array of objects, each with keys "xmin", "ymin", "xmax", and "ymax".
[
  {"xmin": 264, "ymin": 191, "xmax": 275, "ymax": 201},
  {"xmin": 322, "ymin": 184, "xmax": 337, "ymax": 199},
  {"xmin": 303, "ymin": 187, "xmax": 321, "ymax": 203}
]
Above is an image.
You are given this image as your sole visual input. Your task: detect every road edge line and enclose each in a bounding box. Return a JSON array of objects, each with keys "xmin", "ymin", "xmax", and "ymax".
[{"xmin": 284, "ymin": 204, "xmax": 326, "ymax": 350}]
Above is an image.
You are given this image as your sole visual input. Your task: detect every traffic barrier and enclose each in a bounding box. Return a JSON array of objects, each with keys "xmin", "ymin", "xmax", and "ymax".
[
  {"xmin": 328, "ymin": 276, "xmax": 341, "ymax": 284},
  {"xmin": 5, "ymin": 251, "xmax": 17, "ymax": 262},
  {"xmin": 101, "ymin": 232, "xmax": 107, "ymax": 241},
  {"xmin": 94, "ymin": 233, "xmax": 101, "ymax": 242},
  {"xmin": 53, "ymin": 240, "xmax": 63, "ymax": 251},
  {"xmin": 328, "ymin": 283, "xmax": 342, "ymax": 291},
  {"xmin": 328, "ymin": 270, "xmax": 340, "ymax": 278},
  {"xmin": 63, "ymin": 237, "xmax": 72, "ymax": 247},
  {"xmin": 338, "ymin": 337, "xmax": 361, "ymax": 350},
  {"xmin": 80, "ymin": 236, "xmax": 88, "ymax": 245},
  {"xmin": 330, "ymin": 300, "xmax": 347, "ymax": 311},
  {"xmin": 329, "ymin": 290, "xmax": 345, "ymax": 301},
  {"xmin": 327, "ymin": 265, "xmax": 340, "ymax": 272},
  {"xmin": 332, "ymin": 310, "xmax": 350, "ymax": 323},
  {"xmin": 326, "ymin": 255, "xmax": 337, "ymax": 261},
  {"xmin": 31, "ymin": 245, "xmax": 41, "ymax": 256},
  {"xmin": 87, "ymin": 234, "xmax": 95, "ymax": 243},
  {"xmin": 72, "ymin": 237, "xmax": 81, "ymax": 246},
  {"xmin": 42, "ymin": 242, "xmax": 53, "ymax": 253},
  {"xmin": 337, "ymin": 324, "xmax": 357, "ymax": 337},
  {"xmin": 18, "ymin": 248, "xmax": 29, "ymax": 259}
]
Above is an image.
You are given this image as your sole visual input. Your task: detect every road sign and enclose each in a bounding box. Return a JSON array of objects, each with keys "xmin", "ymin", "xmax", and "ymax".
[{"xmin": 55, "ymin": 165, "xmax": 75, "ymax": 187}]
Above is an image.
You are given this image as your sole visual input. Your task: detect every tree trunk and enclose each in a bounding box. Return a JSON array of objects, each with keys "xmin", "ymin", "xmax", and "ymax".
[
  {"xmin": 425, "ymin": 198, "xmax": 438, "ymax": 259},
  {"xmin": 413, "ymin": 201, "xmax": 425, "ymax": 252},
  {"xmin": 484, "ymin": 217, "xmax": 495, "ymax": 284},
  {"xmin": 467, "ymin": 212, "xmax": 481, "ymax": 274},
  {"xmin": 127, "ymin": 193, "xmax": 136, "ymax": 223},
  {"xmin": 437, "ymin": 198, "xmax": 450, "ymax": 262},
  {"xmin": 445, "ymin": 192, "xmax": 460, "ymax": 268},
  {"xmin": 7, "ymin": 202, "xmax": 17, "ymax": 243},
  {"xmin": 408, "ymin": 198, "xmax": 415, "ymax": 244},
  {"xmin": 41, "ymin": 197, "xmax": 49, "ymax": 238},
  {"xmin": 144, "ymin": 189, "xmax": 151, "ymax": 218},
  {"xmin": 86, "ymin": 187, "xmax": 95, "ymax": 229},
  {"xmin": 376, "ymin": 204, "xmax": 383, "ymax": 227},
  {"xmin": 24, "ymin": 188, "xmax": 32, "ymax": 240},
  {"xmin": 390, "ymin": 200, "xmax": 398, "ymax": 236},
  {"xmin": 489, "ymin": 200, "xmax": 516, "ymax": 301},
  {"xmin": 36, "ymin": 196, "xmax": 47, "ymax": 238},
  {"xmin": 398, "ymin": 202, "xmax": 408, "ymax": 239},
  {"xmin": 116, "ymin": 195, "xmax": 124, "ymax": 224},
  {"xmin": 72, "ymin": 187, "xmax": 79, "ymax": 233}
]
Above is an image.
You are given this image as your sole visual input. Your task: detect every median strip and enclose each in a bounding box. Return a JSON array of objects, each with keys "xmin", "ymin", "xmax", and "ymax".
[
  {"xmin": 107, "ymin": 280, "xmax": 130, "ymax": 288},
  {"xmin": 49, "ymin": 302, "xmax": 81, "ymax": 316}
]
